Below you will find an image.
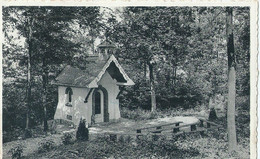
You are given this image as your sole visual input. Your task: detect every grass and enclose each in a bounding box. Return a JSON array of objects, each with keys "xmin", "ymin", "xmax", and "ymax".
[
  {"xmin": 6, "ymin": 104, "xmax": 250, "ymax": 159},
  {"xmin": 175, "ymin": 131, "xmax": 250, "ymax": 158},
  {"xmin": 120, "ymin": 105, "xmax": 209, "ymax": 121},
  {"xmin": 25, "ymin": 130, "xmax": 249, "ymax": 159},
  {"xmin": 118, "ymin": 105, "xmax": 250, "ymax": 158},
  {"xmin": 26, "ymin": 134, "xmax": 200, "ymax": 159}
]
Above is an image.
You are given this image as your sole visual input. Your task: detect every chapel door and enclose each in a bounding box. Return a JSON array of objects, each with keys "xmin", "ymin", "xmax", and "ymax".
[{"xmin": 94, "ymin": 90, "xmax": 104, "ymax": 123}]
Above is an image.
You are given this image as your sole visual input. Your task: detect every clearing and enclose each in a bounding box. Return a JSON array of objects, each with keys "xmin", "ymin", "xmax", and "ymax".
[{"xmin": 3, "ymin": 116, "xmax": 199, "ymax": 158}]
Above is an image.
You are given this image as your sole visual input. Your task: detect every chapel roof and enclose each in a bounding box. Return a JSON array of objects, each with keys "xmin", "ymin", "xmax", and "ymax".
[
  {"xmin": 97, "ymin": 39, "xmax": 116, "ymax": 48},
  {"xmin": 52, "ymin": 55, "xmax": 134, "ymax": 88}
]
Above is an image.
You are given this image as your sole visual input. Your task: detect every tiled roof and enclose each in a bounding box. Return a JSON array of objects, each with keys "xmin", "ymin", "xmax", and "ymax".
[
  {"xmin": 52, "ymin": 55, "xmax": 134, "ymax": 88},
  {"xmin": 97, "ymin": 39, "xmax": 116, "ymax": 48}
]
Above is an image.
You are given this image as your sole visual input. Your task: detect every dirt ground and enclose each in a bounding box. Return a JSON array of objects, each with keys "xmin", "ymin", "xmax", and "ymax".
[
  {"xmin": 2, "ymin": 116, "xmax": 199, "ymax": 158},
  {"xmin": 90, "ymin": 116, "xmax": 199, "ymax": 134}
]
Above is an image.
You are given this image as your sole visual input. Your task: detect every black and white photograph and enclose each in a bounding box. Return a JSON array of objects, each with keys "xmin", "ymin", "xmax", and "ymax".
[{"xmin": 2, "ymin": 2, "xmax": 257, "ymax": 159}]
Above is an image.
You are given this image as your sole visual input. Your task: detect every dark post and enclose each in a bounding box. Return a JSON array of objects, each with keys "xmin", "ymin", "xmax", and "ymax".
[
  {"xmin": 200, "ymin": 120, "xmax": 204, "ymax": 127},
  {"xmin": 207, "ymin": 123, "xmax": 211, "ymax": 128},
  {"xmin": 173, "ymin": 127, "xmax": 179, "ymax": 133},
  {"xmin": 152, "ymin": 134, "xmax": 159, "ymax": 141},
  {"xmin": 136, "ymin": 129, "xmax": 142, "ymax": 140},
  {"xmin": 191, "ymin": 124, "xmax": 197, "ymax": 131},
  {"xmin": 200, "ymin": 131, "xmax": 205, "ymax": 137},
  {"xmin": 110, "ymin": 134, "xmax": 117, "ymax": 142}
]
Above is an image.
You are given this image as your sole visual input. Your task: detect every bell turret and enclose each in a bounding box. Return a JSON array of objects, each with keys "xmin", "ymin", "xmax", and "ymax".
[{"xmin": 97, "ymin": 39, "xmax": 116, "ymax": 60}]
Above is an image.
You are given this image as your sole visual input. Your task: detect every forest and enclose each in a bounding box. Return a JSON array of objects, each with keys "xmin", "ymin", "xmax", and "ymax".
[{"xmin": 3, "ymin": 6, "xmax": 250, "ymax": 158}]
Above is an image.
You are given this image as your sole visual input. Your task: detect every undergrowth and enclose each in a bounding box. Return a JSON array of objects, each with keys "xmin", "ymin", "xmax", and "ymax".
[
  {"xmin": 120, "ymin": 106, "xmax": 209, "ymax": 121},
  {"xmin": 26, "ymin": 131, "xmax": 249, "ymax": 159},
  {"xmin": 8, "ymin": 144, "xmax": 23, "ymax": 159},
  {"xmin": 27, "ymin": 134, "xmax": 201, "ymax": 159},
  {"xmin": 38, "ymin": 139, "xmax": 55, "ymax": 153}
]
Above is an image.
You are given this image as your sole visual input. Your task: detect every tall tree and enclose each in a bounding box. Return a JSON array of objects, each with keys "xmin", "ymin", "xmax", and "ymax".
[
  {"xmin": 3, "ymin": 6, "xmax": 81, "ymax": 131},
  {"xmin": 3, "ymin": 7, "xmax": 28, "ymax": 131},
  {"xmin": 109, "ymin": 7, "xmax": 194, "ymax": 111},
  {"xmin": 25, "ymin": 17, "xmax": 33, "ymax": 129},
  {"xmin": 109, "ymin": 7, "xmax": 159, "ymax": 111},
  {"xmin": 226, "ymin": 7, "xmax": 237, "ymax": 151}
]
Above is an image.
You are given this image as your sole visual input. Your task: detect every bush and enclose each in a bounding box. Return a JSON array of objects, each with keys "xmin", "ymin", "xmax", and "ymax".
[
  {"xmin": 76, "ymin": 119, "xmax": 89, "ymax": 141},
  {"xmin": 62, "ymin": 133, "xmax": 74, "ymax": 145},
  {"xmin": 8, "ymin": 144, "xmax": 23, "ymax": 159},
  {"xmin": 118, "ymin": 135, "xmax": 124, "ymax": 143},
  {"xmin": 120, "ymin": 107, "xmax": 162, "ymax": 121},
  {"xmin": 38, "ymin": 139, "xmax": 55, "ymax": 153},
  {"xmin": 209, "ymin": 108, "xmax": 218, "ymax": 121},
  {"xmin": 3, "ymin": 127, "xmax": 24, "ymax": 143},
  {"xmin": 24, "ymin": 128, "xmax": 32, "ymax": 139},
  {"xmin": 125, "ymin": 135, "xmax": 132, "ymax": 143}
]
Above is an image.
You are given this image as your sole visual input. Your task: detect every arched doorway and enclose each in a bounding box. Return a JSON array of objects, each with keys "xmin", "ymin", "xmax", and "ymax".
[{"xmin": 91, "ymin": 86, "xmax": 109, "ymax": 124}]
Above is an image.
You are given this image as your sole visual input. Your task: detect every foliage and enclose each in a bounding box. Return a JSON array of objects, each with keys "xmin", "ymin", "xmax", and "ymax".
[
  {"xmin": 120, "ymin": 107, "xmax": 162, "ymax": 121},
  {"xmin": 137, "ymin": 135, "xmax": 200, "ymax": 158},
  {"xmin": 8, "ymin": 144, "xmax": 24, "ymax": 159},
  {"xmin": 76, "ymin": 119, "xmax": 89, "ymax": 141},
  {"xmin": 125, "ymin": 135, "xmax": 133, "ymax": 143},
  {"xmin": 175, "ymin": 133, "xmax": 249, "ymax": 158},
  {"xmin": 24, "ymin": 128, "xmax": 32, "ymax": 138},
  {"xmin": 3, "ymin": 126, "xmax": 47, "ymax": 143},
  {"xmin": 11, "ymin": 104, "xmax": 248, "ymax": 159},
  {"xmin": 26, "ymin": 134, "xmax": 202, "ymax": 158},
  {"xmin": 38, "ymin": 139, "xmax": 55, "ymax": 153},
  {"xmin": 2, "ymin": 6, "xmax": 102, "ymax": 132},
  {"xmin": 62, "ymin": 133, "xmax": 74, "ymax": 145},
  {"xmin": 121, "ymin": 106, "xmax": 209, "ymax": 121},
  {"xmin": 25, "ymin": 132, "xmax": 249, "ymax": 159},
  {"xmin": 2, "ymin": 7, "xmax": 250, "ymax": 148},
  {"xmin": 112, "ymin": 7, "xmax": 250, "ymax": 112},
  {"xmin": 208, "ymin": 108, "xmax": 218, "ymax": 121},
  {"xmin": 118, "ymin": 135, "xmax": 125, "ymax": 143}
]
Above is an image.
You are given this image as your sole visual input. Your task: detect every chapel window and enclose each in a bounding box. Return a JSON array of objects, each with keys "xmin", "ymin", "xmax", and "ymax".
[
  {"xmin": 95, "ymin": 91, "xmax": 101, "ymax": 114},
  {"xmin": 65, "ymin": 87, "xmax": 73, "ymax": 106}
]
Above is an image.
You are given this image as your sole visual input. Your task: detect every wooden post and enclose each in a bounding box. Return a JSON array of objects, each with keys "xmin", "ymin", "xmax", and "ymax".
[
  {"xmin": 200, "ymin": 120, "xmax": 204, "ymax": 127},
  {"xmin": 152, "ymin": 134, "xmax": 159, "ymax": 141},
  {"xmin": 207, "ymin": 123, "xmax": 211, "ymax": 128},
  {"xmin": 182, "ymin": 131, "xmax": 186, "ymax": 139},
  {"xmin": 200, "ymin": 130, "xmax": 205, "ymax": 137},
  {"xmin": 173, "ymin": 127, "xmax": 179, "ymax": 133},
  {"xmin": 136, "ymin": 129, "xmax": 142, "ymax": 140},
  {"xmin": 152, "ymin": 131, "xmax": 160, "ymax": 141},
  {"xmin": 110, "ymin": 134, "xmax": 117, "ymax": 142},
  {"xmin": 191, "ymin": 124, "xmax": 197, "ymax": 131},
  {"xmin": 156, "ymin": 126, "xmax": 162, "ymax": 130},
  {"xmin": 155, "ymin": 126, "xmax": 162, "ymax": 133}
]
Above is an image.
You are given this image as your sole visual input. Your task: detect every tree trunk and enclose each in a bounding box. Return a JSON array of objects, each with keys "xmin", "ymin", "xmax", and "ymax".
[
  {"xmin": 42, "ymin": 57, "xmax": 48, "ymax": 131},
  {"xmin": 144, "ymin": 63, "xmax": 149, "ymax": 86},
  {"xmin": 148, "ymin": 62, "xmax": 156, "ymax": 112},
  {"xmin": 172, "ymin": 49, "xmax": 178, "ymax": 94},
  {"xmin": 26, "ymin": 18, "xmax": 33, "ymax": 129},
  {"xmin": 173, "ymin": 64, "xmax": 177, "ymax": 94},
  {"xmin": 91, "ymin": 28, "xmax": 95, "ymax": 54},
  {"xmin": 226, "ymin": 7, "xmax": 237, "ymax": 152}
]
